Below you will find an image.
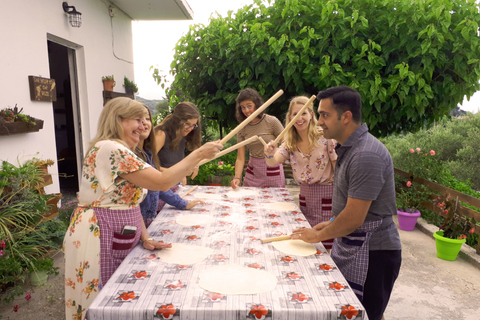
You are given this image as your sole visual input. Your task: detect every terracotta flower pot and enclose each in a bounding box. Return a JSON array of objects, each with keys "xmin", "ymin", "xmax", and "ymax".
[
  {"xmin": 397, "ymin": 209, "xmax": 421, "ymax": 231},
  {"xmin": 103, "ymin": 80, "xmax": 115, "ymax": 91}
]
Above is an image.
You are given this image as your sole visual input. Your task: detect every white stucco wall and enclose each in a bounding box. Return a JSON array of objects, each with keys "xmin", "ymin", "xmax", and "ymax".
[{"xmin": 0, "ymin": 0, "xmax": 135, "ymax": 194}]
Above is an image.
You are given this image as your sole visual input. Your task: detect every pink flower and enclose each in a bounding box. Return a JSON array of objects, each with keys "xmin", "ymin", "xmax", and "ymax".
[
  {"xmin": 410, "ymin": 149, "xmax": 415, "ymax": 153},
  {"xmin": 406, "ymin": 181, "xmax": 412, "ymax": 187},
  {"xmin": 416, "ymin": 147, "xmax": 421, "ymax": 152},
  {"xmin": 218, "ymin": 161, "xmax": 224, "ymax": 165},
  {"xmin": 469, "ymin": 227, "xmax": 475, "ymax": 234},
  {"xmin": 25, "ymin": 293, "xmax": 32, "ymax": 301},
  {"xmin": 458, "ymin": 235, "xmax": 467, "ymax": 240},
  {"xmin": 0, "ymin": 250, "xmax": 3, "ymax": 257},
  {"xmin": 13, "ymin": 305, "xmax": 19, "ymax": 312},
  {"xmin": 430, "ymin": 150, "xmax": 435, "ymax": 156},
  {"xmin": 0, "ymin": 241, "xmax": 5, "ymax": 248}
]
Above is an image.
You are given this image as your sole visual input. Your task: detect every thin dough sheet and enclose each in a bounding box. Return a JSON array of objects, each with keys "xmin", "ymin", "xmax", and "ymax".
[
  {"xmin": 225, "ymin": 189, "xmax": 257, "ymax": 198},
  {"xmin": 193, "ymin": 192, "xmax": 223, "ymax": 200},
  {"xmin": 271, "ymin": 239, "xmax": 317, "ymax": 256},
  {"xmin": 199, "ymin": 264, "xmax": 277, "ymax": 294}
]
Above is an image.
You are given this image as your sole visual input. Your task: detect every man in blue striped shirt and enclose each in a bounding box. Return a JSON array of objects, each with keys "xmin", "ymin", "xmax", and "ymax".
[{"xmin": 291, "ymin": 85, "xmax": 401, "ymax": 320}]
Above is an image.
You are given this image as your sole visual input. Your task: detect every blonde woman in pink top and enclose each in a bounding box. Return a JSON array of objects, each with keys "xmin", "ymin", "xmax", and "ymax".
[{"xmin": 264, "ymin": 96, "xmax": 337, "ymax": 250}]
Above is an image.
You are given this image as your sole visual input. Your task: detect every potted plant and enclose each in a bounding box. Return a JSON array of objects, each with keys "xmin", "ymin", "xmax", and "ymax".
[
  {"xmin": 0, "ymin": 159, "xmax": 63, "ymax": 301},
  {"xmin": 123, "ymin": 76, "xmax": 139, "ymax": 95},
  {"xmin": 394, "ymin": 147, "xmax": 442, "ymax": 231},
  {"xmin": 102, "ymin": 75, "xmax": 115, "ymax": 91},
  {"xmin": 395, "ymin": 176, "xmax": 430, "ymax": 231},
  {"xmin": 0, "ymin": 105, "xmax": 44, "ymax": 135},
  {"xmin": 27, "ymin": 257, "xmax": 59, "ymax": 287},
  {"xmin": 188, "ymin": 161, "xmax": 235, "ymax": 186},
  {"xmin": 432, "ymin": 194, "xmax": 476, "ymax": 261},
  {"xmin": 206, "ymin": 161, "xmax": 235, "ymax": 186}
]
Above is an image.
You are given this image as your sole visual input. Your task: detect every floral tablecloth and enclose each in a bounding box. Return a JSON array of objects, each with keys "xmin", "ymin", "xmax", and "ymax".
[{"xmin": 87, "ymin": 186, "xmax": 365, "ymax": 320}]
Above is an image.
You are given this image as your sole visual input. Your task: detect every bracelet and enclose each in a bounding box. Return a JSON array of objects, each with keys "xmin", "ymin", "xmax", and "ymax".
[
  {"xmin": 265, "ymin": 154, "xmax": 274, "ymax": 159},
  {"xmin": 233, "ymin": 177, "xmax": 241, "ymax": 181},
  {"xmin": 143, "ymin": 237, "xmax": 154, "ymax": 242},
  {"xmin": 330, "ymin": 218, "xmax": 335, "ymax": 221}
]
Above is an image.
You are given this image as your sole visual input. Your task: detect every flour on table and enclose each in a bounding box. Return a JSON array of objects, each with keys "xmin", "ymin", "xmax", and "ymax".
[
  {"xmin": 260, "ymin": 202, "xmax": 296, "ymax": 211},
  {"xmin": 271, "ymin": 239, "xmax": 317, "ymax": 256},
  {"xmin": 193, "ymin": 192, "xmax": 223, "ymax": 200},
  {"xmin": 156, "ymin": 243, "xmax": 214, "ymax": 265},
  {"xmin": 199, "ymin": 264, "xmax": 277, "ymax": 294},
  {"xmin": 225, "ymin": 189, "xmax": 257, "ymax": 198},
  {"xmin": 176, "ymin": 214, "xmax": 214, "ymax": 226}
]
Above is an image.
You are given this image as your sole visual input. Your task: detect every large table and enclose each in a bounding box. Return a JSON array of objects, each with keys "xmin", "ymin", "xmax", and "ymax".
[{"xmin": 87, "ymin": 186, "xmax": 365, "ymax": 320}]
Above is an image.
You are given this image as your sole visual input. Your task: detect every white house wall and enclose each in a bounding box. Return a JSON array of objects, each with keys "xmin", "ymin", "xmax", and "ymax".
[{"xmin": 0, "ymin": 0, "xmax": 135, "ymax": 195}]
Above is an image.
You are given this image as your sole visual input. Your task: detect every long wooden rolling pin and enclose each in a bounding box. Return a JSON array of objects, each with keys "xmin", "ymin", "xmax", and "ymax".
[
  {"xmin": 219, "ymin": 89, "xmax": 284, "ymax": 145},
  {"xmin": 273, "ymin": 95, "xmax": 316, "ymax": 144},
  {"xmin": 197, "ymin": 135, "xmax": 260, "ymax": 166},
  {"xmin": 260, "ymin": 235, "xmax": 291, "ymax": 243},
  {"xmin": 180, "ymin": 185, "xmax": 198, "ymax": 198}
]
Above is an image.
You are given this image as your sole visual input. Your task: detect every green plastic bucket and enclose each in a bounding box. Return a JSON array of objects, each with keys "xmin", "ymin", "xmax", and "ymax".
[{"xmin": 433, "ymin": 231, "xmax": 466, "ymax": 261}]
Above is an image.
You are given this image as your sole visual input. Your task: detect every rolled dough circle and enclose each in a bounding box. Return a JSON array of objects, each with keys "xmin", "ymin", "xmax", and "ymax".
[
  {"xmin": 271, "ymin": 239, "xmax": 317, "ymax": 256},
  {"xmin": 199, "ymin": 264, "xmax": 277, "ymax": 294},
  {"xmin": 176, "ymin": 214, "xmax": 214, "ymax": 226},
  {"xmin": 260, "ymin": 202, "xmax": 297, "ymax": 211},
  {"xmin": 156, "ymin": 243, "xmax": 214, "ymax": 265}
]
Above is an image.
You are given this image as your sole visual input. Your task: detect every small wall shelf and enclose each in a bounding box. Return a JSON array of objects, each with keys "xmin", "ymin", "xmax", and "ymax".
[
  {"xmin": 0, "ymin": 118, "xmax": 44, "ymax": 136},
  {"xmin": 103, "ymin": 91, "xmax": 134, "ymax": 105}
]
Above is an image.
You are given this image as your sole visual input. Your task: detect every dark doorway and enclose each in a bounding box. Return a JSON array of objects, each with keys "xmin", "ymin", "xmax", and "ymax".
[{"xmin": 48, "ymin": 40, "xmax": 81, "ymax": 198}]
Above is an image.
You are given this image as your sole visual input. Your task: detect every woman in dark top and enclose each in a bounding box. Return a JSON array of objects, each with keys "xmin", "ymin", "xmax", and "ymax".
[
  {"xmin": 154, "ymin": 102, "xmax": 202, "ymax": 210},
  {"xmin": 136, "ymin": 106, "xmax": 203, "ymax": 226}
]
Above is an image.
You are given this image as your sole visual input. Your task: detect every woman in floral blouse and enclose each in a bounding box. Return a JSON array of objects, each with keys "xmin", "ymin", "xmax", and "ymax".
[
  {"xmin": 264, "ymin": 96, "xmax": 337, "ymax": 250},
  {"xmin": 63, "ymin": 97, "xmax": 222, "ymax": 320}
]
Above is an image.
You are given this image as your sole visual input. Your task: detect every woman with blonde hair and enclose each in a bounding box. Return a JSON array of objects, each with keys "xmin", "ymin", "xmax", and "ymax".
[
  {"xmin": 63, "ymin": 97, "xmax": 222, "ymax": 320},
  {"xmin": 264, "ymin": 96, "xmax": 337, "ymax": 250}
]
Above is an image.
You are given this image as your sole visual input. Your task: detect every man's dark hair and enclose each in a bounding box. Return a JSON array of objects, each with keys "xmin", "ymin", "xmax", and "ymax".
[{"xmin": 316, "ymin": 86, "xmax": 362, "ymax": 123}]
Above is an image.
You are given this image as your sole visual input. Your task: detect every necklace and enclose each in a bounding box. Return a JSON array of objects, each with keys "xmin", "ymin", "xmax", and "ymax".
[{"xmin": 296, "ymin": 146, "xmax": 312, "ymax": 158}]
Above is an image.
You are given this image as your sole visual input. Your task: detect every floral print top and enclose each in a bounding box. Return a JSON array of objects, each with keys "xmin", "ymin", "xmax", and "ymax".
[
  {"xmin": 77, "ymin": 140, "xmax": 150, "ymax": 208},
  {"xmin": 277, "ymin": 137, "xmax": 337, "ymax": 185}
]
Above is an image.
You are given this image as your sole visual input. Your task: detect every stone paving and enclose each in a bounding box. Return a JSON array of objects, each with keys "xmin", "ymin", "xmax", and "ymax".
[{"xmin": 286, "ymin": 184, "xmax": 480, "ymax": 320}]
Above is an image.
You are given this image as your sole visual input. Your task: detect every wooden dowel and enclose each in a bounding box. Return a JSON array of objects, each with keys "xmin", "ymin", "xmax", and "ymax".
[
  {"xmin": 198, "ymin": 136, "xmax": 259, "ymax": 166},
  {"xmin": 260, "ymin": 235, "xmax": 291, "ymax": 244},
  {"xmin": 219, "ymin": 89, "xmax": 284, "ymax": 145},
  {"xmin": 180, "ymin": 185, "xmax": 198, "ymax": 198},
  {"xmin": 273, "ymin": 95, "xmax": 316, "ymax": 145},
  {"xmin": 257, "ymin": 136, "xmax": 267, "ymax": 147}
]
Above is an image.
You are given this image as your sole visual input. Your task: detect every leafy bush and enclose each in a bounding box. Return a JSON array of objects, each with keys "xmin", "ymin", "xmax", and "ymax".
[
  {"xmin": 382, "ymin": 113, "xmax": 480, "ymax": 191},
  {"xmin": 164, "ymin": 0, "xmax": 480, "ymax": 137}
]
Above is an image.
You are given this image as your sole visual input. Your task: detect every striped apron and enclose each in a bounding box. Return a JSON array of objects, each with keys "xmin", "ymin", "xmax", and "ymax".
[
  {"xmin": 330, "ymin": 219, "xmax": 383, "ymax": 300},
  {"xmin": 243, "ymin": 156, "xmax": 285, "ymax": 188}
]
